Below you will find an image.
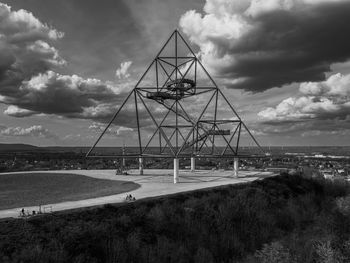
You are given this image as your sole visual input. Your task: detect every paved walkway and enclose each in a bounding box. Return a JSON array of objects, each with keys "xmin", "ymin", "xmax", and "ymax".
[{"xmin": 0, "ymin": 169, "xmax": 274, "ymax": 219}]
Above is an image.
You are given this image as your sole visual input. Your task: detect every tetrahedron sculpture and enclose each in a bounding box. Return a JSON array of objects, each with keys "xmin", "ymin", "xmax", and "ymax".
[{"xmin": 87, "ymin": 30, "xmax": 264, "ymax": 182}]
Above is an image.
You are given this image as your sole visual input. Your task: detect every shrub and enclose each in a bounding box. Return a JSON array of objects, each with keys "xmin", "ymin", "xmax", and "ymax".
[
  {"xmin": 254, "ymin": 241, "xmax": 295, "ymax": 263},
  {"xmin": 336, "ymin": 195, "xmax": 350, "ymax": 216},
  {"xmin": 314, "ymin": 240, "xmax": 344, "ymax": 263}
]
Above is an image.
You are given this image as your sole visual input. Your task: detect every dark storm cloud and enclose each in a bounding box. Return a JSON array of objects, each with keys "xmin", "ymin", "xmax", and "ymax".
[
  {"xmin": 180, "ymin": 0, "xmax": 350, "ymax": 92},
  {"xmin": 1, "ymin": 70, "xmax": 126, "ymax": 119}
]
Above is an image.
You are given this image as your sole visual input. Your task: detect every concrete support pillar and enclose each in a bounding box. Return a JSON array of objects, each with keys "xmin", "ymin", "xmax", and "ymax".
[
  {"xmin": 174, "ymin": 158, "xmax": 179, "ymax": 184},
  {"xmin": 122, "ymin": 144, "xmax": 126, "ymax": 167},
  {"xmin": 233, "ymin": 158, "xmax": 239, "ymax": 178},
  {"xmin": 190, "ymin": 157, "xmax": 195, "ymax": 172},
  {"xmin": 139, "ymin": 157, "xmax": 144, "ymax": 175}
]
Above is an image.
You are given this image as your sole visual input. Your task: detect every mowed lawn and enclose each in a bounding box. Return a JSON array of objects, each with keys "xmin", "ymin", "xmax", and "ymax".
[{"xmin": 0, "ymin": 173, "xmax": 140, "ymax": 210}]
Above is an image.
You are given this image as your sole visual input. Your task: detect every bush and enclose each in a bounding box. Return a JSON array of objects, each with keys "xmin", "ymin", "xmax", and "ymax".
[
  {"xmin": 314, "ymin": 240, "xmax": 344, "ymax": 263},
  {"xmin": 254, "ymin": 242, "xmax": 295, "ymax": 263},
  {"xmin": 336, "ymin": 195, "xmax": 350, "ymax": 216}
]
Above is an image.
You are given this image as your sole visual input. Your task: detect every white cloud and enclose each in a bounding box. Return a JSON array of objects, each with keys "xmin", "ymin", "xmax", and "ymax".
[
  {"xmin": 4, "ymin": 105, "xmax": 35, "ymax": 117},
  {"xmin": 116, "ymin": 126, "xmax": 133, "ymax": 135},
  {"xmin": 27, "ymin": 40, "xmax": 65, "ymax": 66},
  {"xmin": 0, "ymin": 3, "xmax": 63, "ymax": 42},
  {"xmin": 0, "ymin": 3, "xmax": 66, "ymax": 103},
  {"xmin": 258, "ymin": 73, "xmax": 350, "ymax": 121},
  {"xmin": 116, "ymin": 61, "xmax": 132, "ymax": 79},
  {"xmin": 300, "ymin": 73, "xmax": 350, "ymax": 97},
  {"xmin": 300, "ymin": 129, "xmax": 350, "ymax": 137},
  {"xmin": 1, "ymin": 70, "xmax": 127, "ymax": 121},
  {"xmin": 89, "ymin": 122, "xmax": 133, "ymax": 136},
  {"xmin": 0, "ymin": 125, "xmax": 57, "ymax": 139}
]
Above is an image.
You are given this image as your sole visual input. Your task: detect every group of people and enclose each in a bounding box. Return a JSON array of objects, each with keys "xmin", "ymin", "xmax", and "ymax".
[
  {"xmin": 19, "ymin": 208, "xmax": 36, "ymax": 217},
  {"xmin": 19, "ymin": 205, "xmax": 44, "ymax": 217},
  {"xmin": 125, "ymin": 194, "xmax": 136, "ymax": 202}
]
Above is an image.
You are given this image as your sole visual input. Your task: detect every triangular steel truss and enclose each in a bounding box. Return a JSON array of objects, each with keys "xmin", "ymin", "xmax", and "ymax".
[{"xmin": 87, "ymin": 30, "xmax": 265, "ymax": 158}]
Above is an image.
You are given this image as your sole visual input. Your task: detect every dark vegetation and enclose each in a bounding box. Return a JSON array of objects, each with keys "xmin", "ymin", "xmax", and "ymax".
[
  {"xmin": 0, "ymin": 174, "xmax": 350, "ymax": 263},
  {"xmin": 0, "ymin": 173, "xmax": 139, "ymax": 210}
]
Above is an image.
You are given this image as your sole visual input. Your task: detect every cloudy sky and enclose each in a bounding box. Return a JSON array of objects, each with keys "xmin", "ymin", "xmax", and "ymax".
[{"xmin": 0, "ymin": 0, "xmax": 349, "ymax": 147}]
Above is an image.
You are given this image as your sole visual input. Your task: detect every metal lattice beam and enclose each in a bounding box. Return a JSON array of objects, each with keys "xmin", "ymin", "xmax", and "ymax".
[{"xmin": 86, "ymin": 29, "xmax": 265, "ymax": 158}]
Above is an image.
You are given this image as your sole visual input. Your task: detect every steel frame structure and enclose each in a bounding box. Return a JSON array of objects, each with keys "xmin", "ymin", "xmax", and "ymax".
[{"xmin": 86, "ymin": 30, "xmax": 264, "ymax": 159}]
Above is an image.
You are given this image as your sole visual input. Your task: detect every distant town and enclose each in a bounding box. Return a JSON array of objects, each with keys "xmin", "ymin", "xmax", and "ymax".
[{"xmin": 0, "ymin": 144, "xmax": 349, "ymax": 180}]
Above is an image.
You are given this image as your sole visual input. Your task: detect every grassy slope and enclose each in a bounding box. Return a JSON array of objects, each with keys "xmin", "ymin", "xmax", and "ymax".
[{"xmin": 0, "ymin": 173, "xmax": 139, "ymax": 209}]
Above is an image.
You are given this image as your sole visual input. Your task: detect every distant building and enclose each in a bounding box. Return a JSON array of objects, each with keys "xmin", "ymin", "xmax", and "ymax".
[{"xmin": 320, "ymin": 169, "xmax": 334, "ymax": 179}]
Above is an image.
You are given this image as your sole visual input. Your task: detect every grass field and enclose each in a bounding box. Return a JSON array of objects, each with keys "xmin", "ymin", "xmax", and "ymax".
[{"xmin": 0, "ymin": 172, "xmax": 140, "ymax": 210}]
